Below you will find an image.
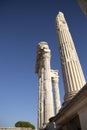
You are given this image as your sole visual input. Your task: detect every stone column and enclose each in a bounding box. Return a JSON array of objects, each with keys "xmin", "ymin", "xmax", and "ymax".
[
  {"xmin": 38, "ymin": 69, "xmax": 42, "ymax": 129},
  {"xmin": 43, "ymin": 45, "xmax": 54, "ymax": 125},
  {"xmin": 40, "ymin": 67, "xmax": 44, "ymax": 128},
  {"xmin": 37, "ymin": 65, "xmax": 45, "ymax": 129},
  {"xmin": 51, "ymin": 70, "xmax": 61, "ymax": 114},
  {"xmin": 36, "ymin": 51, "xmax": 44, "ymax": 129},
  {"xmin": 56, "ymin": 12, "xmax": 86, "ymax": 102},
  {"xmin": 36, "ymin": 42, "xmax": 55, "ymax": 129}
]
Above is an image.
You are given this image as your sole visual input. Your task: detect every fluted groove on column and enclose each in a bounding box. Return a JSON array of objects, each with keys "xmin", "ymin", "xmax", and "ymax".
[
  {"xmin": 67, "ymin": 62, "xmax": 73, "ymax": 92},
  {"xmin": 69, "ymin": 61, "xmax": 77, "ymax": 91},
  {"xmin": 76, "ymin": 61, "xmax": 86, "ymax": 86},
  {"xmin": 74, "ymin": 61, "xmax": 83, "ymax": 89},
  {"xmin": 72, "ymin": 61, "xmax": 82, "ymax": 88},
  {"xmin": 65, "ymin": 63, "xmax": 70, "ymax": 93}
]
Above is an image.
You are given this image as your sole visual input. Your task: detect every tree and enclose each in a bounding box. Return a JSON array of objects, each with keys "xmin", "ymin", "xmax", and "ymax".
[{"xmin": 15, "ymin": 121, "xmax": 35, "ymax": 129}]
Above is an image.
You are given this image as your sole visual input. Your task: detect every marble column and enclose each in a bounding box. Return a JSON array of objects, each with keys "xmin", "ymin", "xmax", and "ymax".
[
  {"xmin": 43, "ymin": 45, "xmax": 54, "ymax": 125},
  {"xmin": 38, "ymin": 65, "xmax": 44, "ymax": 129},
  {"xmin": 56, "ymin": 12, "xmax": 86, "ymax": 102},
  {"xmin": 40, "ymin": 67, "xmax": 44, "ymax": 128},
  {"xmin": 51, "ymin": 70, "xmax": 61, "ymax": 114},
  {"xmin": 35, "ymin": 42, "xmax": 54, "ymax": 130}
]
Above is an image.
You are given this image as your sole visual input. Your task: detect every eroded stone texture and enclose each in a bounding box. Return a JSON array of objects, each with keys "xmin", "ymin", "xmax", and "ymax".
[
  {"xmin": 56, "ymin": 12, "xmax": 86, "ymax": 102},
  {"xmin": 35, "ymin": 42, "xmax": 61, "ymax": 130}
]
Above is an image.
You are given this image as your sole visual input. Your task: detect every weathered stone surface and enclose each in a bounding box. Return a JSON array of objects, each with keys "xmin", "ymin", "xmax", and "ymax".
[
  {"xmin": 35, "ymin": 42, "xmax": 61, "ymax": 130},
  {"xmin": 56, "ymin": 12, "xmax": 86, "ymax": 102}
]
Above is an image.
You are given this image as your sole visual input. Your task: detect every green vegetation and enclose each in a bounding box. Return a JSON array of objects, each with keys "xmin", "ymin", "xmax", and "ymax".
[{"xmin": 15, "ymin": 121, "xmax": 35, "ymax": 129}]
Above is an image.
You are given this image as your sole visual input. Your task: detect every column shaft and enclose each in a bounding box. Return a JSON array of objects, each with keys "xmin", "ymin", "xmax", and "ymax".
[
  {"xmin": 43, "ymin": 50, "xmax": 54, "ymax": 124},
  {"xmin": 38, "ymin": 72, "xmax": 41, "ymax": 129},
  {"xmin": 53, "ymin": 77, "xmax": 61, "ymax": 114}
]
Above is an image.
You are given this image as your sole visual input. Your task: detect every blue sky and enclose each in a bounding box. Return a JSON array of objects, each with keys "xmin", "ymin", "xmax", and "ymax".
[{"xmin": 0, "ymin": 0, "xmax": 87, "ymax": 128}]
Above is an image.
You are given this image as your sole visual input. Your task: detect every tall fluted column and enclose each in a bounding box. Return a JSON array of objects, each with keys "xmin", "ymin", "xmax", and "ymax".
[
  {"xmin": 43, "ymin": 46, "xmax": 54, "ymax": 124},
  {"xmin": 56, "ymin": 12, "xmax": 86, "ymax": 102}
]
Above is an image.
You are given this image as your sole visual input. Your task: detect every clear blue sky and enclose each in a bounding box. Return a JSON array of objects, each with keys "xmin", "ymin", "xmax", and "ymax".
[{"xmin": 0, "ymin": 0, "xmax": 87, "ymax": 128}]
